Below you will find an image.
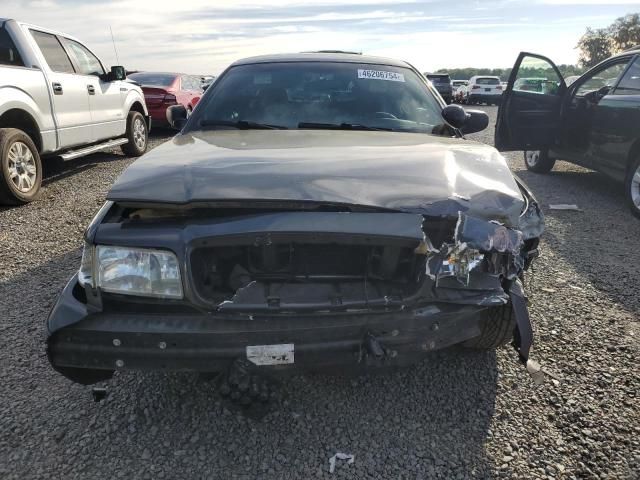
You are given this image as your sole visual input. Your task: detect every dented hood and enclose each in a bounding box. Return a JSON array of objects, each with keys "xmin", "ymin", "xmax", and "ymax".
[{"xmin": 108, "ymin": 130, "xmax": 525, "ymax": 225}]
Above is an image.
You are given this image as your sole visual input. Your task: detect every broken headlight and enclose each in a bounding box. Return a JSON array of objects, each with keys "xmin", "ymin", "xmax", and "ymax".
[
  {"xmin": 95, "ymin": 246, "xmax": 183, "ymax": 299},
  {"xmin": 438, "ymin": 248, "xmax": 484, "ymax": 285},
  {"xmin": 78, "ymin": 241, "xmax": 95, "ymax": 288}
]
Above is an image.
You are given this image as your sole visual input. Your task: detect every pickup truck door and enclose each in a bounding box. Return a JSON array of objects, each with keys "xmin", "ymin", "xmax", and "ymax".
[
  {"xmin": 61, "ymin": 37, "xmax": 126, "ymax": 141},
  {"xmin": 495, "ymin": 52, "xmax": 566, "ymax": 151},
  {"xmin": 29, "ymin": 29, "xmax": 93, "ymax": 149}
]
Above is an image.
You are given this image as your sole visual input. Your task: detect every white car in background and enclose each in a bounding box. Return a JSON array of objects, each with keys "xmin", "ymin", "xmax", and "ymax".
[
  {"xmin": 466, "ymin": 76, "xmax": 503, "ymax": 105},
  {"xmin": 451, "ymin": 79, "xmax": 468, "ymax": 103}
]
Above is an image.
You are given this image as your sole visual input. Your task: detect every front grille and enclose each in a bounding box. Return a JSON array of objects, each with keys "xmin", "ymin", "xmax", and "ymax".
[{"xmin": 189, "ymin": 237, "xmax": 422, "ymax": 307}]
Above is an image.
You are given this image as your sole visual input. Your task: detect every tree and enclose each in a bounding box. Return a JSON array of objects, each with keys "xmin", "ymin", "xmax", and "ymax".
[
  {"xmin": 577, "ymin": 13, "xmax": 640, "ymax": 68},
  {"xmin": 577, "ymin": 27, "xmax": 612, "ymax": 69},
  {"xmin": 609, "ymin": 13, "xmax": 640, "ymax": 51}
]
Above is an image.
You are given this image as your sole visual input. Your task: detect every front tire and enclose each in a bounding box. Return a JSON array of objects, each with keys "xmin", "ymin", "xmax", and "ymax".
[
  {"xmin": 625, "ymin": 155, "xmax": 640, "ymax": 219},
  {"xmin": 524, "ymin": 150, "xmax": 556, "ymax": 173},
  {"xmin": 121, "ymin": 111, "xmax": 148, "ymax": 157},
  {"xmin": 0, "ymin": 128, "xmax": 42, "ymax": 205},
  {"xmin": 463, "ymin": 306, "xmax": 515, "ymax": 349}
]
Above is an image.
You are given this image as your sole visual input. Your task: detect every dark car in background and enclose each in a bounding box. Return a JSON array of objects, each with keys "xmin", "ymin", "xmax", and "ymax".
[
  {"xmin": 128, "ymin": 72, "xmax": 203, "ymax": 126},
  {"xmin": 497, "ymin": 49, "xmax": 640, "ymax": 217},
  {"xmin": 46, "ymin": 52, "xmax": 543, "ymax": 388},
  {"xmin": 425, "ymin": 73, "xmax": 453, "ymax": 103}
]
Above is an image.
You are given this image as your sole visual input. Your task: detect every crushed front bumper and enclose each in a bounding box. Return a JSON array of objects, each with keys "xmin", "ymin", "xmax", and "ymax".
[{"xmin": 47, "ymin": 275, "xmax": 497, "ymax": 385}]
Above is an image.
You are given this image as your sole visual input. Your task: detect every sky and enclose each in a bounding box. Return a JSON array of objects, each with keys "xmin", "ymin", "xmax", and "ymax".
[{"xmin": 3, "ymin": 0, "xmax": 638, "ymax": 75}]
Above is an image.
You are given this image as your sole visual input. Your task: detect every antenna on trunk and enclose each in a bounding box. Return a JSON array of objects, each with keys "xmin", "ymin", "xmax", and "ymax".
[{"xmin": 109, "ymin": 26, "xmax": 120, "ymax": 65}]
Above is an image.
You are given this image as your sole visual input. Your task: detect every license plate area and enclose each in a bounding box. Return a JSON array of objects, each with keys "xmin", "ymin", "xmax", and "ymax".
[
  {"xmin": 246, "ymin": 344, "xmax": 295, "ymax": 365},
  {"xmin": 485, "ymin": 88, "xmax": 491, "ymax": 92}
]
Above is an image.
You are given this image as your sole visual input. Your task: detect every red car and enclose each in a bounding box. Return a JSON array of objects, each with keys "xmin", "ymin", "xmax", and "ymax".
[{"xmin": 128, "ymin": 72, "xmax": 203, "ymax": 127}]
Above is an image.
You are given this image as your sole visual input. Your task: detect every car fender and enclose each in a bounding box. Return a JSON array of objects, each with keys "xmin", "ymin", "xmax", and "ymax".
[
  {"xmin": 0, "ymin": 85, "xmax": 50, "ymax": 133},
  {"xmin": 122, "ymin": 87, "xmax": 149, "ymax": 116},
  {"xmin": 0, "ymin": 84, "xmax": 57, "ymax": 152}
]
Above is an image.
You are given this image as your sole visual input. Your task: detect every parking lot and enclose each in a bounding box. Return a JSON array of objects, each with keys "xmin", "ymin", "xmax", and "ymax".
[{"xmin": 0, "ymin": 108, "xmax": 638, "ymax": 479}]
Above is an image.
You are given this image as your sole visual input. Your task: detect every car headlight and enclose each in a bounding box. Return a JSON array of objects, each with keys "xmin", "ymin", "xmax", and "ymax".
[{"xmin": 93, "ymin": 245, "xmax": 183, "ymax": 299}]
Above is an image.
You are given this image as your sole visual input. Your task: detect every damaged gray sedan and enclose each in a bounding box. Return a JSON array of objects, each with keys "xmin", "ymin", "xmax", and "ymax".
[{"xmin": 47, "ymin": 53, "xmax": 544, "ymax": 385}]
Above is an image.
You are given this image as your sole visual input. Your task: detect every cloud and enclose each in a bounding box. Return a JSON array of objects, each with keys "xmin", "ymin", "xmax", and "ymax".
[
  {"xmin": 2, "ymin": 0, "xmax": 636, "ymax": 73},
  {"xmin": 539, "ymin": 0, "xmax": 638, "ymax": 4}
]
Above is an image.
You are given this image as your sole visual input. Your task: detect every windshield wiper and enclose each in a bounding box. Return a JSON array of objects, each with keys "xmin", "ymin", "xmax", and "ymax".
[
  {"xmin": 199, "ymin": 119, "xmax": 287, "ymax": 130},
  {"xmin": 297, "ymin": 122, "xmax": 393, "ymax": 132}
]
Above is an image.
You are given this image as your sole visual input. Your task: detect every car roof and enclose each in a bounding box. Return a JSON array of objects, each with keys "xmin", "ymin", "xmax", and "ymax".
[
  {"xmin": 3, "ymin": 18, "xmax": 83, "ymax": 43},
  {"xmin": 612, "ymin": 46, "xmax": 640, "ymax": 57},
  {"xmin": 230, "ymin": 52, "xmax": 412, "ymax": 68}
]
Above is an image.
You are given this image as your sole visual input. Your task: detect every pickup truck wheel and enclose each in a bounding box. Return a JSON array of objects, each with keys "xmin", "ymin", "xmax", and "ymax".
[
  {"xmin": 625, "ymin": 156, "xmax": 640, "ymax": 219},
  {"xmin": 524, "ymin": 150, "xmax": 555, "ymax": 173},
  {"xmin": 0, "ymin": 128, "xmax": 42, "ymax": 205},
  {"xmin": 121, "ymin": 111, "xmax": 148, "ymax": 157},
  {"xmin": 463, "ymin": 306, "xmax": 515, "ymax": 349}
]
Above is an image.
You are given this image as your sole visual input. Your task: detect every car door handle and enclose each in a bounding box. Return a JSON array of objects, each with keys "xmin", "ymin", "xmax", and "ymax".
[
  {"xmin": 52, "ymin": 82, "xmax": 63, "ymax": 95},
  {"xmin": 87, "ymin": 85, "xmax": 96, "ymax": 95}
]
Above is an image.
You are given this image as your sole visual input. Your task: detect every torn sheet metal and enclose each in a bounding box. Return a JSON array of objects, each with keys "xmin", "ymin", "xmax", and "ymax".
[
  {"xmin": 455, "ymin": 212, "xmax": 523, "ymax": 254},
  {"xmin": 329, "ymin": 453, "xmax": 355, "ymax": 474},
  {"xmin": 425, "ymin": 212, "xmax": 526, "ymax": 285},
  {"xmin": 518, "ymin": 201, "xmax": 545, "ymax": 241}
]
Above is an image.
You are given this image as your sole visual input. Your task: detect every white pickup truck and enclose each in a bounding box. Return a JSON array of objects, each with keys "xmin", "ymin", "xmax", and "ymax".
[{"xmin": 0, "ymin": 18, "xmax": 150, "ymax": 204}]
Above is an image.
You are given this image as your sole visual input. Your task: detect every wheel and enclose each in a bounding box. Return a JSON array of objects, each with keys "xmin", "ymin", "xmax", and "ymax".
[
  {"xmin": 625, "ymin": 155, "xmax": 640, "ymax": 219},
  {"xmin": 120, "ymin": 111, "xmax": 148, "ymax": 156},
  {"xmin": 463, "ymin": 306, "xmax": 515, "ymax": 349},
  {"xmin": 524, "ymin": 150, "xmax": 556, "ymax": 173},
  {"xmin": 0, "ymin": 128, "xmax": 42, "ymax": 205}
]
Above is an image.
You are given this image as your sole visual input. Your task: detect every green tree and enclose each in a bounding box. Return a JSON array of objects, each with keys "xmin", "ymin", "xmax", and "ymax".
[
  {"xmin": 609, "ymin": 13, "xmax": 640, "ymax": 51},
  {"xmin": 577, "ymin": 13, "xmax": 640, "ymax": 68},
  {"xmin": 577, "ymin": 27, "xmax": 612, "ymax": 68}
]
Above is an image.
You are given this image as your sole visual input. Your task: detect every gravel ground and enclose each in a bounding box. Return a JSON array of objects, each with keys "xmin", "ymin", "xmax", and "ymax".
[{"xmin": 1, "ymin": 112, "xmax": 638, "ymax": 479}]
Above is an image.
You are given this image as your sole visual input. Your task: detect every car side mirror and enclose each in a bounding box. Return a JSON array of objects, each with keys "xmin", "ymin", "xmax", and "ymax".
[
  {"xmin": 441, "ymin": 105, "xmax": 489, "ymax": 134},
  {"xmin": 461, "ymin": 109, "xmax": 489, "ymax": 134},
  {"xmin": 109, "ymin": 66, "xmax": 126, "ymax": 81},
  {"xmin": 167, "ymin": 104, "xmax": 188, "ymax": 130}
]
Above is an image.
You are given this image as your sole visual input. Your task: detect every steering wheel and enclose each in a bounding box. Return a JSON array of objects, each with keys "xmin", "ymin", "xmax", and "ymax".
[{"xmin": 374, "ymin": 111, "xmax": 398, "ymax": 120}]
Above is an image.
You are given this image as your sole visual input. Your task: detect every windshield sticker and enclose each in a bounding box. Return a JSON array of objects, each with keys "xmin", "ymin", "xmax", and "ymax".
[{"xmin": 357, "ymin": 69, "xmax": 405, "ymax": 82}]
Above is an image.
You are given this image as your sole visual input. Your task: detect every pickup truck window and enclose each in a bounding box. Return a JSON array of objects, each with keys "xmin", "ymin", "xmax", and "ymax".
[
  {"xmin": 30, "ymin": 29, "xmax": 75, "ymax": 74},
  {"xmin": 63, "ymin": 38, "xmax": 105, "ymax": 76},
  {"xmin": 0, "ymin": 26, "xmax": 24, "ymax": 67}
]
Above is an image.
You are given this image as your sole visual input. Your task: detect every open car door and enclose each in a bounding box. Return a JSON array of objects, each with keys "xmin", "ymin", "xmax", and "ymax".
[{"xmin": 495, "ymin": 52, "xmax": 567, "ymax": 151}]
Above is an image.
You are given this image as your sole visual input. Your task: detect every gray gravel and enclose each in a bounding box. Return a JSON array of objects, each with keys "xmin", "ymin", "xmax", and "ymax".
[{"xmin": 1, "ymin": 113, "xmax": 638, "ymax": 479}]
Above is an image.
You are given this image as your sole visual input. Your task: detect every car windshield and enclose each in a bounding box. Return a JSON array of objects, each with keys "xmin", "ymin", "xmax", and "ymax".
[
  {"xmin": 128, "ymin": 73, "xmax": 177, "ymax": 87},
  {"xmin": 476, "ymin": 78, "xmax": 500, "ymax": 85},
  {"xmin": 188, "ymin": 61, "xmax": 447, "ymax": 134}
]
